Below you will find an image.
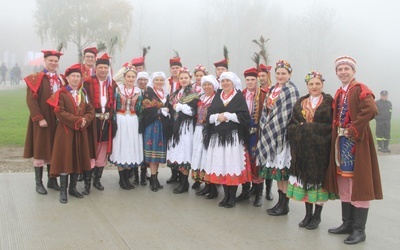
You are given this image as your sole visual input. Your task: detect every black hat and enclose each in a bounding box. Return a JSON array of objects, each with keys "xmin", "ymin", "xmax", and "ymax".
[{"xmin": 380, "ymin": 90, "xmax": 388, "ymax": 96}]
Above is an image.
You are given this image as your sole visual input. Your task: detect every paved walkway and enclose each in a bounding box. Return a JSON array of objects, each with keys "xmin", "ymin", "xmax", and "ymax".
[{"xmin": 0, "ymin": 155, "xmax": 398, "ymax": 250}]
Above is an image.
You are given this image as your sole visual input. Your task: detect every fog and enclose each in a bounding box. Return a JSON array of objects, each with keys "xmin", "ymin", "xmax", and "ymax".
[{"xmin": 1, "ymin": 0, "xmax": 399, "ymax": 116}]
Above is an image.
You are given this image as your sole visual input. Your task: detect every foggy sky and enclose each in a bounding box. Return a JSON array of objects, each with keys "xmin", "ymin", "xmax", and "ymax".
[{"xmin": 1, "ymin": 0, "xmax": 399, "ymax": 116}]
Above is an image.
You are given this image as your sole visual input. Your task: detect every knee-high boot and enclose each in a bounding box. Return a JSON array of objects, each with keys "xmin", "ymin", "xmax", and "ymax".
[
  {"xmin": 265, "ymin": 179, "xmax": 274, "ymax": 200},
  {"xmin": 206, "ymin": 183, "xmax": 219, "ymax": 199},
  {"xmin": 35, "ymin": 167, "xmax": 47, "ymax": 195},
  {"xmin": 82, "ymin": 170, "xmax": 91, "ymax": 195},
  {"xmin": 306, "ymin": 204, "xmax": 323, "ymax": 229},
  {"xmin": 59, "ymin": 175, "xmax": 68, "ymax": 204},
  {"xmin": 132, "ymin": 167, "xmax": 139, "ymax": 185},
  {"xmin": 267, "ymin": 190, "xmax": 283, "ymax": 214},
  {"xmin": 328, "ymin": 202, "xmax": 354, "ymax": 234},
  {"xmin": 253, "ymin": 183, "xmax": 263, "ymax": 207},
  {"xmin": 225, "ymin": 186, "xmax": 238, "ymax": 208},
  {"xmin": 299, "ymin": 202, "xmax": 313, "ymax": 227},
  {"xmin": 236, "ymin": 182, "xmax": 251, "ymax": 202},
  {"xmin": 173, "ymin": 174, "xmax": 189, "ymax": 194},
  {"xmin": 93, "ymin": 167, "xmax": 105, "ymax": 191},
  {"xmin": 125, "ymin": 169, "xmax": 135, "ymax": 189},
  {"xmin": 218, "ymin": 185, "xmax": 229, "ymax": 207},
  {"xmin": 140, "ymin": 166, "xmax": 147, "ymax": 186},
  {"xmin": 69, "ymin": 173, "xmax": 84, "ymax": 198},
  {"xmin": 166, "ymin": 169, "xmax": 179, "ymax": 184},
  {"xmin": 196, "ymin": 183, "xmax": 210, "ymax": 196},
  {"xmin": 150, "ymin": 174, "xmax": 158, "ymax": 192},
  {"xmin": 344, "ymin": 207, "xmax": 368, "ymax": 244},
  {"xmin": 269, "ymin": 192, "xmax": 289, "ymax": 216},
  {"xmin": 118, "ymin": 170, "xmax": 130, "ymax": 190},
  {"xmin": 46, "ymin": 165, "xmax": 60, "ymax": 190}
]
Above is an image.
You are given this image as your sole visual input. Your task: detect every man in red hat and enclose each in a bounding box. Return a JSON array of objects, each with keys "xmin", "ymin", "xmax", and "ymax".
[
  {"xmin": 167, "ymin": 57, "xmax": 182, "ymax": 95},
  {"xmin": 81, "ymin": 47, "xmax": 98, "ymax": 78},
  {"xmin": 258, "ymin": 64, "xmax": 272, "ymax": 92},
  {"xmin": 83, "ymin": 53, "xmax": 116, "ymax": 192},
  {"xmin": 23, "ymin": 49, "xmax": 63, "ymax": 194},
  {"xmin": 131, "ymin": 57, "xmax": 145, "ymax": 72},
  {"xmin": 235, "ymin": 67, "xmax": 267, "ymax": 207},
  {"xmin": 213, "ymin": 59, "xmax": 228, "ymax": 81}
]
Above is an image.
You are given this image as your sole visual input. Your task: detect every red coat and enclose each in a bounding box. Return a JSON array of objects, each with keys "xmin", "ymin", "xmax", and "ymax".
[
  {"xmin": 23, "ymin": 72, "xmax": 60, "ymax": 160},
  {"xmin": 47, "ymin": 88, "xmax": 94, "ymax": 175},
  {"xmin": 324, "ymin": 79, "xmax": 383, "ymax": 201}
]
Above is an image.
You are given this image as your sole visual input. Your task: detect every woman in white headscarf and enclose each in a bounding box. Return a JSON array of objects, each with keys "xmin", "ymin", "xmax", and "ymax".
[
  {"xmin": 203, "ymin": 72, "xmax": 251, "ymax": 208},
  {"xmin": 139, "ymin": 72, "xmax": 170, "ymax": 192},
  {"xmin": 192, "ymin": 75, "xmax": 219, "ymax": 197}
]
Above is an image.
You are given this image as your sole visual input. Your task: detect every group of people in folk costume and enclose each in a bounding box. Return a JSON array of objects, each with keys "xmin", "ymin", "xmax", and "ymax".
[{"xmin": 24, "ymin": 44, "xmax": 382, "ymax": 245}]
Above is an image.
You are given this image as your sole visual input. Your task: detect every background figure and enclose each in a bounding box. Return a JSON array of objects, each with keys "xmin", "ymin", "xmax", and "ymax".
[
  {"xmin": 12, "ymin": 63, "xmax": 22, "ymax": 85},
  {"xmin": 0, "ymin": 63, "xmax": 7, "ymax": 85},
  {"xmin": 287, "ymin": 71, "xmax": 334, "ymax": 230},
  {"xmin": 375, "ymin": 90, "xmax": 392, "ymax": 153}
]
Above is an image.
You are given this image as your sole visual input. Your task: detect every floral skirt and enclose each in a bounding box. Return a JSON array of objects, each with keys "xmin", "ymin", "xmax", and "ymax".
[{"xmin": 143, "ymin": 120, "xmax": 166, "ymax": 163}]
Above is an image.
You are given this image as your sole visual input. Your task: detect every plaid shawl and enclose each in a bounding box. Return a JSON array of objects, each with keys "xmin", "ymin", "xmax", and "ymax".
[{"xmin": 256, "ymin": 81, "xmax": 299, "ymax": 164}]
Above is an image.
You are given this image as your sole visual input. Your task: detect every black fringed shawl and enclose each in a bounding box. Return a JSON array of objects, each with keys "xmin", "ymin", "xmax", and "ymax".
[
  {"xmin": 287, "ymin": 92, "xmax": 333, "ymax": 187},
  {"xmin": 203, "ymin": 89, "xmax": 250, "ymax": 149},
  {"xmin": 139, "ymin": 86, "xmax": 170, "ymax": 136},
  {"xmin": 167, "ymin": 85, "xmax": 199, "ymax": 147}
]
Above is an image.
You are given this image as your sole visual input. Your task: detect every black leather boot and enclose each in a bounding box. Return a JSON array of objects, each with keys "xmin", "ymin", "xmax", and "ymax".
[
  {"xmin": 196, "ymin": 183, "xmax": 210, "ymax": 196},
  {"xmin": 77, "ymin": 173, "xmax": 83, "ymax": 182},
  {"xmin": 125, "ymin": 169, "xmax": 135, "ymax": 189},
  {"xmin": 82, "ymin": 170, "xmax": 91, "ymax": 195},
  {"xmin": 265, "ymin": 179, "xmax": 274, "ymax": 200},
  {"xmin": 118, "ymin": 170, "xmax": 130, "ymax": 190},
  {"xmin": 46, "ymin": 165, "xmax": 60, "ymax": 190},
  {"xmin": 192, "ymin": 181, "xmax": 201, "ymax": 189},
  {"xmin": 173, "ymin": 174, "xmax": 189, "ymax": 194},
  {"xmin": 328, "ymin": 202, "xmax": 354, "ymax": 234},
  {"xmin": 150, "ymin": 174, "xmax": 158, "ymax": 192},
  {"xmin": 140, "ymin": 166, "xmax": 147, "ymax": 186},
  {"xmin": 225, "ymin": 185, "xmax": 238, "ymax": 208},
  {"xmin": 69, "ymin": 173, "xmax": 84, "ymax": 198},
  {"xmin": 218, "ymin": 185, "xmax": 229, "ymax": 207},
  {"xmin": 299, "ymin": 202, "xmax": 313, "ymax": 227},
  {"xmin": 156, "ymin": 172, "xmax": 163, "ymax": 189},
  {"xmin": 59, "ymin": 175, "xmax": 68, "ymax": 204},
  {"xmin": 206, "ymin": 183, "xmax": 219, "ymax": 199},
  {"xmin": 35, "ymin": 167, "xmax": 47, "ymax": 195},
  {"xmin": 344, "ymin": 207, "xmax": 368, "ymax": 244},
  {"xmin": 253, "ymin": 183, "xmax": 263, "ymax": 207},
  {"xmin": 306, "ymin": 204, "xmax": 323, "ymax": 230},
  {"xmin": 93, "ymin": 167, "xmax": 105, "ymax": 191},
  {"xmin": 269, "ymin": 193, "xmax": 289, "ymax": 216},
  {"xmin": 132, "ymin": 168, "xmax": 139, "ymax": 185},
  {"xmin": 236, "ymin": 182, "xmax": 251, "ymax": 202},
  {"xmin": 267, "ymin": 190, "xmax": 283, "ymax": 214},
  {"xmin": 166, "ymin": 169, "xmax": 179, "ymax": 184}
]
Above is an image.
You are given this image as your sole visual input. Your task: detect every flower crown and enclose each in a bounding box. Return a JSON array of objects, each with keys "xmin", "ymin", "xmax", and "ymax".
[
  {"xmin": 178, "ymin": 66, "xmax": 191, "ymax": 76},
  {"xmin": 193, "ymin": 64, "xmax": 208, "ymax": 75},
  {"xmin": 304, "ymin": 70, "xmax": 325, "ymax": 83},
  {"xmin": 275, "ymin": 60, "xmax": 292, "ymax": 73},
  {"xmin": 123, "ymin": 65, "xmax": 137, "ymax": 75}
]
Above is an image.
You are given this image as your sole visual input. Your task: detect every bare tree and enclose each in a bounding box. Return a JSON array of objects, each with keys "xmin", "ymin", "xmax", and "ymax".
[{"xmin": 34, "ymin": 0, "xmax": 133, "ymax": 61}]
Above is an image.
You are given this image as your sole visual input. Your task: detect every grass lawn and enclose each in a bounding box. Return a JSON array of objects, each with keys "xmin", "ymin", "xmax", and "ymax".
[
  {"xmin": 0, "ymin": 88, "xmax": 29, "ymax": 146},
  {"xmin": 0, "ymin": 88, "xmax": 398, "ymax": 146}
]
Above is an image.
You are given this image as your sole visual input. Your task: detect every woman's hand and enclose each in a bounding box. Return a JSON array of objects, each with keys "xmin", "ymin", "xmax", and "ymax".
[
  {"xmin": 217, "ymin": 113, "xmax": 228, "ymax": 122},
  {"xmin": 39, "ymin": 119, "xmax": 48, "ymax": 127}
]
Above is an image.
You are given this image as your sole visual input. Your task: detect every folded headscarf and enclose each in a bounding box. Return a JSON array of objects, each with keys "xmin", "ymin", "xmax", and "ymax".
[{"xmin": 219, "ymin": 72, "xmax": 242, "ymax": 90}]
